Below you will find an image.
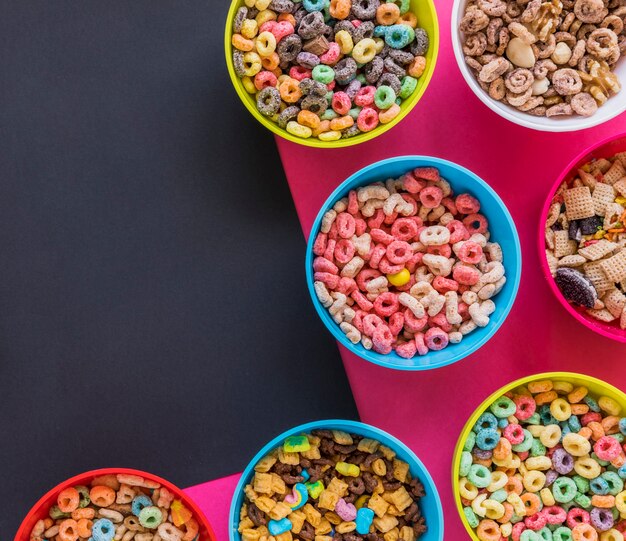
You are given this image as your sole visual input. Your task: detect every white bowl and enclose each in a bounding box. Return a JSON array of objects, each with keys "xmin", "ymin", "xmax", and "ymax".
[{"xmin": 451, "ymin": 0, "xmax": 626, "ymax": 132}]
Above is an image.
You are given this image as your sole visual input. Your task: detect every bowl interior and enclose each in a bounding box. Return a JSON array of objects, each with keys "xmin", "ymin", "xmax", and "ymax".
[
  {"xmin": 451, "ymin": 0, "xmax": 626, "ymax": 132},
  {"xmin": 305, "ymin": 156, "xmax": 522, "ymax": 370},
  {"xmin": 452, "ymin": 371, "xmax": 626, "ymax": 541},
  {"xmin": 229, "ymin": 419, "xmax": 444, "ymax": 541},
  {"xmin": 14, "ymin": 468, "xmax": 216, "ymax": 541},
  {"xmin": 539, "ymin": 133, "xmax": 626, "ymax": 343},
  {"xmin": 224, "ymin": 0, "xmax": 439, "ymax": 148}
]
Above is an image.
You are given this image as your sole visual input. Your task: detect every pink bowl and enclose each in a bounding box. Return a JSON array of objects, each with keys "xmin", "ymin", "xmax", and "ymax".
[{"xmin": 539, "ymin": 131, "xmax": 626, "ymax": 343}]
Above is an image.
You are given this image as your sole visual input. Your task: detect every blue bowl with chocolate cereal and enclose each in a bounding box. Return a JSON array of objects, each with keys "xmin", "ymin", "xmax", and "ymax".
[
  {"xmin": 229, "ymin": 420, "xmax": 443, "ymax": 541},
  {"xmin": 305, "ymin": 156, "xmax": 522, "ymax": 371}
]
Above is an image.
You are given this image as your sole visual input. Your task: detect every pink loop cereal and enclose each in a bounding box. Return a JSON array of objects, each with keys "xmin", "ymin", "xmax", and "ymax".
[
  {"xmin": 459, "ymin": 0, "xmax": 623, "ymax": 119},
  {"xmin": 312, "ymin": 167, "xmax": 507, "ymax": 358},
  {"xmin": 29, "ymin": 474, "xmax": 203, "ymax": 541},
  {"xmin": 230, "ymin": 2, "xmax": 431, "ymax": 141},
  {"xmin": 544, "ymin": 151, "xmax": 626, "ymax": 330},
  {"xmin": 457, "ymin": 378, "xmax": 626, "ymax": 541},
  {"xmin": 238, "ymin": 430, "xmax": 428, "ymax": 541}
]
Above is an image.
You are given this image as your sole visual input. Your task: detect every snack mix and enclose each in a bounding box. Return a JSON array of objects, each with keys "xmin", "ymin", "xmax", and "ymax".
[
  {"xmin": 459, "ymin": 0, "xmax": 625, "ymax": 118},
  {"xmin": 231, "ymin": 0, "xmax": 430, "ymax": 141},
  {"xmin": 458, "ymin": 378, "xmax": 626, "ymax": 541},
  {"xmin": 29, "ymin": 473, "xmax": 199, "ymax": 541},
  {"xmin": 545, "ymin": 151, "xmax": 626, "ymax": 330},
  {"xmin": 238, "ymin": 430, "xmax": 427, "ymax": 541},
  {"xmin": 312, "ymin": 166, "xmax": 506, "ymax": 358}
]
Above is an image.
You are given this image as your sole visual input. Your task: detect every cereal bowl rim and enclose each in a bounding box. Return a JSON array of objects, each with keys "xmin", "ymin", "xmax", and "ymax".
[
  {"xmin": 223, "ymin": 0, "xmax": 440, "ymax": 148},
  {"xmin": 13, "ymin": 467, "xmax": 217, "ymax": 541},
  {"xmin": 450, "ymin": 0, "xmax": 626, "ymax": 133},
  {"xmin": 538, "ymin": 130, "xmax": 626, "ymax": 344},
  {"xmin": 305, "ymin": 155, "xmax": 523, "ymax": 371},
  {"xmin": 451, "ymin": 371, "xmax": 626, "ymax": 541},
  {"xmin": 228, "ymin": 419, "xmax": 444, "ymax": 541}
]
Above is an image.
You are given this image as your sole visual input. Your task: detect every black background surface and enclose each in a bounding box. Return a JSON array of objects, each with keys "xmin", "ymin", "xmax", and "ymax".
[{"xmin": 0, "ymin": 1, "xmax": 357, "ymax": 534}]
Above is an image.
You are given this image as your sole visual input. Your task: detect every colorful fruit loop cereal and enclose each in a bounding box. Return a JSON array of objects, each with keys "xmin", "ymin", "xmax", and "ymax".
[
  {"xmin": 459, "ymin": 0, "xmax": 624, "ymax": 118},
  {"xmin": 238, "ymin": 430, "xmax": 428, "ymax": 541},
  {"xmin": 312, "ymin": 167, "xmax": 506, "ymax": 358},
  {"xmin": 230, "ymin": 0, "xmax": 430, "ymax": 141},
  {"xmin": 28, "ymin": 473, "xmax": 200, "ymax": 541},
  {"xmin": 545, "ymin": 151, "xmax": 626, "ymax": 329},
  {"xmin": 457, "ymin": 379, "xmax": 626, "ymax": 541}
]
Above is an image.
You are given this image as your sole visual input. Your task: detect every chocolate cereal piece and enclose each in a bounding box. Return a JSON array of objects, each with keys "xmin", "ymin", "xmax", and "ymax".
[
  {"xmin": 579, "ymin": 214, "xmax": 603, "ymax": 235},
  {"xmin": 555, "ymin": 267, "xmax": 598, "ymax": 308}
]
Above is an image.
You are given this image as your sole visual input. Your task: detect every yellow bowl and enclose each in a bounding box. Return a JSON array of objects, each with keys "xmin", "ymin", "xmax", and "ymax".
[
  {"xmin": 224, "ymin": 0, "xmax": 439, "ymax": 148},
  {"xmin": 451, "ymin": 372, "xmax": 626, "ymax": 541}
]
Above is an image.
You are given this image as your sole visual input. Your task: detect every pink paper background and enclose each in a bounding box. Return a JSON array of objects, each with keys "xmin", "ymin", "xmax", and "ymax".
[{"xmin": 189, "ymin": 1, "xmax": 626, "ymax": 538}]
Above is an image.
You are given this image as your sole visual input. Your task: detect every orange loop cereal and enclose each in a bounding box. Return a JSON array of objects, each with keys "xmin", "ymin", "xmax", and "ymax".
[
  {"xmin": 58, "ymin": 519, "xmax": 79, "ymax": 541},
  {"xmin": 297, "ymin": 110, "xmax": 321, "ymax": 130},
  {"xmin": 261, "ymin": 52, "xmax": 280, "ymax": 71},
  {"xmin": 398, "ymin": 12, "xmax": 418, "ymax": 28},
  {"xmin": 57, "ymin": 487, "xmax": 80, "ymax": 513},
  {"xmin": 279, "ymin": 78, "xmax": 303, "ymax": 103},
  {"xmin": 232, "ymin": 34, "xmax": 254, "ymax": 52},
  {"xmin": 376, "ymin": 3, "xmax": 401, "ymax": 26},
  {"xmin": 329, "ymin": 0, "xmax": 351, "ymax": 20}
]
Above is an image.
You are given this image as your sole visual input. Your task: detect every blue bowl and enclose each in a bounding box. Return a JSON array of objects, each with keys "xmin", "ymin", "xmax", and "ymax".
[
  {"xmin": 305, "ymin": 156, "xmax": 522, "ymax": 371},
  {"xmin": 229, "ymin": 419, "xmax": 444, "ymax": 541}
]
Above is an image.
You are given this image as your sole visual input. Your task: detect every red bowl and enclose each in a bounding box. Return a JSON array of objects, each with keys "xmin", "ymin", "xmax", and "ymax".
[
  {"xmin": 538, "ymin": 131, "xmax": 626, "ymax": 343},
  {"xmin": 14, "ymin": 468, "xmax": 216, "ymax": 541}
]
